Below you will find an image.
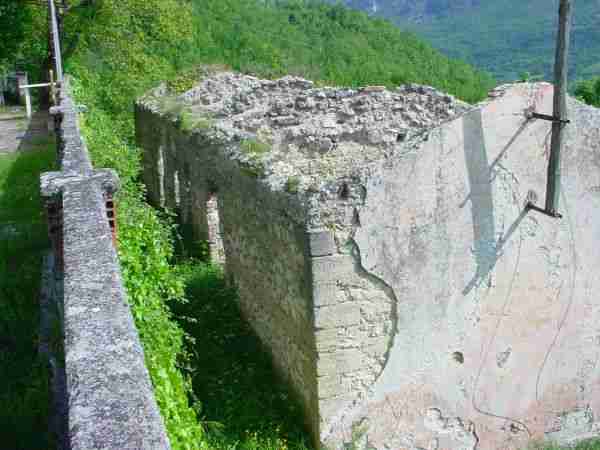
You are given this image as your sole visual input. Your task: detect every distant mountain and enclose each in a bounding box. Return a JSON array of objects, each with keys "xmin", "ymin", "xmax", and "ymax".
[
  {"xmin": 329, "ymin": 0, "xmax": 600, "ymax": 83},
  {"xmin": 334, "ymin": 0, "xmax": 482, "ymax": 22}
]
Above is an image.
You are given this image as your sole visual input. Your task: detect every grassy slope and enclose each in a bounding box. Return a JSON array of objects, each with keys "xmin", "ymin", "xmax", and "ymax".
[{"xmin": 0, "ymin": 146, "xmax": 56, "ymax": 449}]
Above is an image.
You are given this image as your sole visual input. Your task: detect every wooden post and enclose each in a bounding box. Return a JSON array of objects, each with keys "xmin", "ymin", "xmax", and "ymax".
[{"xmin": 545, "ymin": 0, "xmax": 573, "ymax": 215}]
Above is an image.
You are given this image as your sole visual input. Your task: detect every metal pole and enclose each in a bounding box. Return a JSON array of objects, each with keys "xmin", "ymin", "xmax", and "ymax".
[
  {"xmin": 25, "ymin": 88, "xmax": 32, "ymax": 119},
  {"xmin": 545, "ymin": 0, "xmax": 573, "ymax": 214},
  {"xmin": 48, "ymin": 0, "xmax": 64, "ymax": 82}
]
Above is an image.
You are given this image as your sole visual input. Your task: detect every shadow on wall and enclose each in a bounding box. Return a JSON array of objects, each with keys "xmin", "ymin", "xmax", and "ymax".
[{"xmin": 461, "ymin": 109, "xmax": 531, "ymax": 295}]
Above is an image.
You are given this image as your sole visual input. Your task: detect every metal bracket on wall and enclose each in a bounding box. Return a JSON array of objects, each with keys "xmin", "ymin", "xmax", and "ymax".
[
  {"xmin": 528, "ymin": 111, "xmax": 571, "ymax": 124},
  {"xmin": 526, "ymin": 201, "xmax": 563, "ymax": 219}
]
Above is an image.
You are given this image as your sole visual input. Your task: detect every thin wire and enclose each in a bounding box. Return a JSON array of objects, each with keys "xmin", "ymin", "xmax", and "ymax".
[
  {"xmin": 471, "ymin": 226, "xmax": 532, "ymax": 437},
  {"xmin": 535, "ymin": 188, "xmax": 578, "ymax": 402}
]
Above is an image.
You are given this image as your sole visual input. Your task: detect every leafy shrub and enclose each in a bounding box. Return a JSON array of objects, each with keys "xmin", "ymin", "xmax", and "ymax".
[
  {"xmin": 575, "ymin": 77, "xmax": 600, "ymax": 107},
  {"xmin": 284, "ymin": 176, "xmax": 301, "ymax": 193},
  {"xmin": 240, "ymin": 138, "xmax": 271, "ymax": 155}
]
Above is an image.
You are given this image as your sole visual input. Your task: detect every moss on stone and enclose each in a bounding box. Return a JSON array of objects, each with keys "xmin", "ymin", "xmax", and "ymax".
[
  {"xmin": 240, "ymin": 138, "xmax": 270, "ymax": 155},
  {"xmin": 284, "ymin": 176, "xmax": 301, "ymax": 193}
]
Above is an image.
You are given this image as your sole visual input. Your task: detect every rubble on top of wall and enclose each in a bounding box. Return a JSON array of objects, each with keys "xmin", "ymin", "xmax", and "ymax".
[{"xmin": 140, "ymin": 71, "xmax": 474, "ymax": 199}]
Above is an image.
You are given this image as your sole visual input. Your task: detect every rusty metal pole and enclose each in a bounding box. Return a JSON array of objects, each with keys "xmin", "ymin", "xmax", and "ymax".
[{"xmin": 545, "ymin": 0, "xmax": 573, "ymax": 215}]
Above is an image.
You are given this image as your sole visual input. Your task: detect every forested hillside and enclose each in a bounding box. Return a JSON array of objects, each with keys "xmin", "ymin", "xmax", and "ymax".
[{"xmin": 329, "ymin": 0, "xmax": 600, "ymax": 83}]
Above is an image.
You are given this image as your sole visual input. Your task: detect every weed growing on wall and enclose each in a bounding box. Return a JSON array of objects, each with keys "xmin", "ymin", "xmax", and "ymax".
[
  {"xmin": 72, "ymin": 83, "xmax": 206, "ymax": 449},
  {"xmin": 528, "ymin": 439, "xmax": 600, "ymax": 450}
]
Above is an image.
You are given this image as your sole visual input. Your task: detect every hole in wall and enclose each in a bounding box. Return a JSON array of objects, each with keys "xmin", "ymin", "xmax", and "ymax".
[
  {"xmin": 174, "ymin": 170, "xmax": 181, "ymax": 208},
  {"xmin": 207, "ymin": 191, "xmax": 226, "ymax": 266},
  {"xmin": 452, "ymin": 351, "xmax": 464, "ymax": 364},
  {"xmin": 396, "ymin": 131, "xmax": 407, "ymax": 143},
  {"xmin": 338, "ymin": 182, "xmax": 349, "ymax": 200}
]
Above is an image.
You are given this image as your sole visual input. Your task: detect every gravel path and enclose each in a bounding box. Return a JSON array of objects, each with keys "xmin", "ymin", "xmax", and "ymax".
[{"xmin": 0, "ymin": 106, "xmax": 51, "ymax": 153}]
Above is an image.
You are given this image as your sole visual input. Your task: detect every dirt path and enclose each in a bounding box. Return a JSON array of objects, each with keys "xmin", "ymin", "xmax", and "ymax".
[{"xmin": 0, "ymin": 106, "xmax": 52, "ymax": 153}]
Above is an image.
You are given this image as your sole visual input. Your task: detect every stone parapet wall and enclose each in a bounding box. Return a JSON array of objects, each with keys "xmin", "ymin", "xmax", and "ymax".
[{"xmin": 42, "ymin": 78, "xmax": 170, "ymax": 450}]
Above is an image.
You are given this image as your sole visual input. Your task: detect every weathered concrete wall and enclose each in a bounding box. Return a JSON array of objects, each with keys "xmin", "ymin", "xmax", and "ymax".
[
  {"xmin": 136, "ymin": 72, "xmax": 600, "ymax": 450},
  {"xmin": 43, "ymin": 79, "xmax": 170, "ymax": 450}
]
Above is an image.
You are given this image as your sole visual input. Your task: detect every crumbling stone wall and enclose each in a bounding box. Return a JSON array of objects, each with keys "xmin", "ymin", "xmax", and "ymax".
[
  {"xmin": 43, "ymin": 79, "xmax": 170, "ymax": 450},
  {"xmin": 136, "ymin": 98, "xmax": 321, "ymax": 434},
  {"xmin": 136, "ymin": 72, "xmax": 600, "ymax": 450}
]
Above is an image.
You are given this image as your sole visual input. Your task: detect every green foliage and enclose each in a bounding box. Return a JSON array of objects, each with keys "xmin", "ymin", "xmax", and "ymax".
[
  {"xmin": 167, "ymin": 67, "xmax": 202, "ymax": 95},
  {"xmin": 178, "ymin": 112, "xmax": 215, "ymax": 133},
  {"xmin": 174, "ymin": 263, "xmax": 311, "ymax": 450},
  {"xmin": 240, "ymin": 138, "xmax": 271, "ymax": 155},
  {"xmin": 0, "ymin": 148, "xmax": 56, "ymax": 449},
  {"xmin": 285, "ymin": 176, "xmax": 301, "ymax": 193},
  {"xmin": 395, "ymin": 0, "xmax": 600, "ymax": 84},
  {"xmin": 574, "ymin": 76, "xmax": 600, "ymax": 107},
  {"xmin": 0, "ymin": 1, "xmax": 48, "ymax": 81},
  {"xmin": 73, "ymin": 78, "xmax": 205, "ymax": 449},
  {"xmin": 186, "ymin": 0, "xmax": 494, "ymax": 102},
  {"xmin": 528, "ymin": 439, "xmax": 600, "ymax": 450}
]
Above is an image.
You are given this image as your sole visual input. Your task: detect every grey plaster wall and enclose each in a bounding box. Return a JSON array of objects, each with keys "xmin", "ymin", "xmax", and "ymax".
[
  {"xmin": 43, "ymin": 79, "xmax": 170, "ymax": 450},
  {"xmin": 324, "ymin": 83, "xmax": 600, "ymax": 450}
]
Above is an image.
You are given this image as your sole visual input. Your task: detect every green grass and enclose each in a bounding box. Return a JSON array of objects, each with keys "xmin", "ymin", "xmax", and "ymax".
[
  {"xmin": 530, "ymin": 439, "xmax": 600, "ymax": 450},
  {"xmin": 240, "ymin": 139, "xmax": 271, "ymax": 155},
  {"xmin": 174, "ymin": 262, "xmax": 312, "ymax": 450},
  {"xmin": 0, "ymin": 147, "xmax": 56, "ymax": 450}
]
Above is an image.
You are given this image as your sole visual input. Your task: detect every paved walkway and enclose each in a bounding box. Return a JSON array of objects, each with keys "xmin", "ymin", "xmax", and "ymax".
[{"xmin": 0, "ymin": 106, "xmax": 52, "ymax": 153}]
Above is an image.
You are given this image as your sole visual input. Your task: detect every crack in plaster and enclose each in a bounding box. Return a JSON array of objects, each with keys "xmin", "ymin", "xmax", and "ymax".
[{"xmin": 348, "ymin": 237, "xmax": 399, "ymax": 386}]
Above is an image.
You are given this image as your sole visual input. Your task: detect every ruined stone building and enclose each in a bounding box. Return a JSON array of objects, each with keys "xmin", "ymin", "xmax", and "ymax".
[{"xmin": 135, "ymin": 71, "xmax": 600, "ymax": 450}]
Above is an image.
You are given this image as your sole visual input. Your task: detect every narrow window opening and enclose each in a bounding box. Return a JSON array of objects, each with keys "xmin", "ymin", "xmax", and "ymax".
[
  {"xmin": 207, "ymin": 191, "xmax": 225, "ymax": 266},
  {"xmin": 338, "ymin": 182, "xmax": 350, "ymax": 200},
  {"xmin": 174, "ymin": 170, "xmax": 181, "ymax": 209}
]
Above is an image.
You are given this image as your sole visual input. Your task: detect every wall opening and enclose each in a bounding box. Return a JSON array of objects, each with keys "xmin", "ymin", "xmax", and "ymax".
[{"xmin": 207, "ymin": 191, "xmax": 225, "ymax": 265}]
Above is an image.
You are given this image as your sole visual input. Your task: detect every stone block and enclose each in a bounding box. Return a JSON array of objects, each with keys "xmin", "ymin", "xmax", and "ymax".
[
  {"xmin": 308, "ymin": 230, "xmax": 337, "ymax": 257},
  {"xmin": 336, "ymin": 348, "xmax": 364, "ymax": 373},
  {"xmin": 319, "ymin": 395, "xmax": 355, "ymax": 424},
  {"xmin": 317, "ymin": 348, "xmax": 364, "ymax": 377},
  {"xmin": 363, "ymin": 337, "xmax": 388, "ymax": 358},
  {"xmin": 312, "ymin": 282, "xmax": 342, "ymax": 307},
  {"xmin": 316, "ymin": 328, "xmax": 339, "ymax": 352},
  {"xmin": 318, "ymin": 375, "xmax": 342, "ymax": 399},
  {"xmin": 317, "ymin": 353, "xmax": 337, "ymax": 377},
  {"xmin": 311, "ymin": 255, "xmax": 355, "ymax": 285},
  {"xmin": 315, "ymin": 303, "xmax": 361, "ymax": 329}
]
